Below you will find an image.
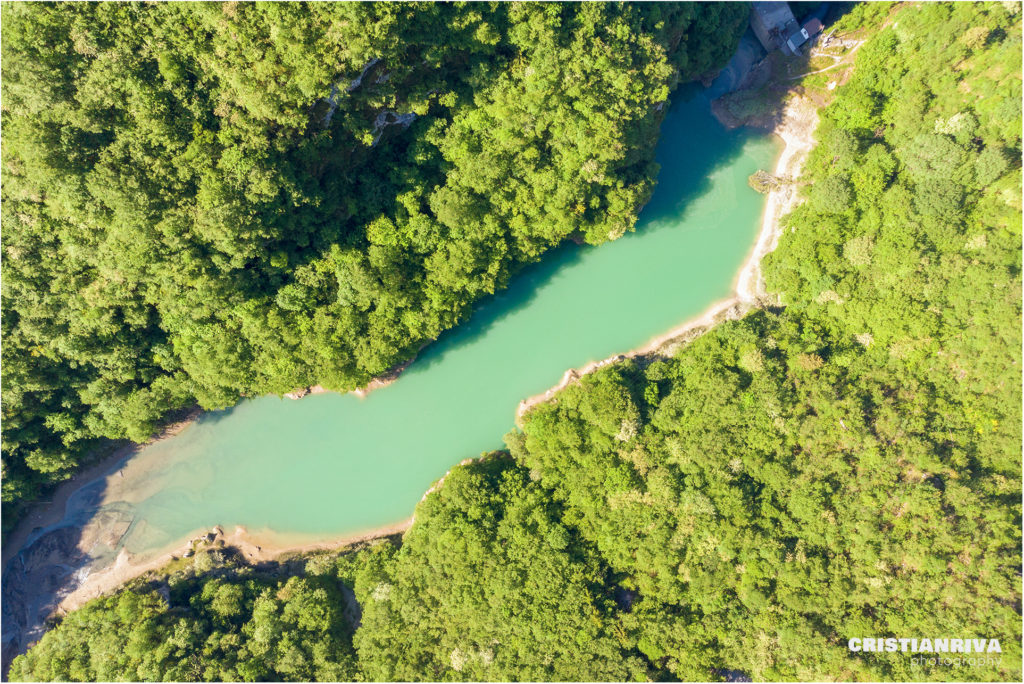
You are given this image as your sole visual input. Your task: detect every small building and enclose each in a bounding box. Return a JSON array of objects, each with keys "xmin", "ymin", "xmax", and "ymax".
[
  {"xmin": 785, "ymin": 27, "xmax": 810, "ymax": 55},
  {"xmin": 751, "ymin": 2, "xmax": 826, "ymax": 57},
  {"xmin": 785, "ymin": 17, "xmax": 825, "ymax": 56},
  {"xmin": 750, "ymin": 1, "xmax": 800, "ymax": 53}
]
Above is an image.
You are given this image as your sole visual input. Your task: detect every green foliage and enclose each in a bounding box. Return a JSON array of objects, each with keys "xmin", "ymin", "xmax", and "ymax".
[
  {"xmin": 812, "ymin": 173, "xmax": 854, "ymax": 212},
  {"xmin": 0, "ymin": 1, "xmax": 748, "ymax": 524},
  {"xmin": 513, "ymin": 307, "xmax": 1020, "ymax": 680},
  {"xmin": 976, "ymin": 144, "xmax": 1011, "ymax": 186},
  {"xmin": 8, "ymin": 566, "xmax": 359, "ymax": 682},
  {"xmin": 353, "ymin": 456, "xmax": 648, "ymax": 681},
  {"xmin": 510, "ymin": 2, "xmax": 1022, "ymax": 680},
  {"xmin": 9, "ymin": 3, "xmax": 1021, "ymax": 683}
]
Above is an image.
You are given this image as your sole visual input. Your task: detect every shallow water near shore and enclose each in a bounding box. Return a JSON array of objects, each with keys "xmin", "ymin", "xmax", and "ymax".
[{"xmin": 4, "ymin": 87, "xmax": 777, "ymax": 652}]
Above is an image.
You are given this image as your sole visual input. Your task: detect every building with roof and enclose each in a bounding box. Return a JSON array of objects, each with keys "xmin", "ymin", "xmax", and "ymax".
[
  {"xmin": 750, "ymin": 2, "xmax": 826, "ymax": 57},
  {"xmin": 750, "ymin": 1, "xmax": 800, "ymax": 53}
]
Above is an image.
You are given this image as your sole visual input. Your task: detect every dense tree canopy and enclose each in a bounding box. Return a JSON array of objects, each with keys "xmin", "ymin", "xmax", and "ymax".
[
  {"xmin": 351, "ymin": 457, "xmax": 647, "ymax": 682},
  {"xmin": 8, "ymin": 2, "xmax": 1022, "ymax": 682},
  {"xmin": 7, "ymin": 552, "xmax": 360, "ymax": 682},
  {"xmin": 0, "ymin": 1, "xmax": 748, "ymax": 518},
  {"xmin": 512, "ymin": 2, "xmax": 1022, "ymax": 679}
]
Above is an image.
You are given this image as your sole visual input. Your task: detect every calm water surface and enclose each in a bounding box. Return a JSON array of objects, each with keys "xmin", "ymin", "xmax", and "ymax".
[{"xmin": 75, "ymin": 89, "xmax": 777, "ymax": 555}]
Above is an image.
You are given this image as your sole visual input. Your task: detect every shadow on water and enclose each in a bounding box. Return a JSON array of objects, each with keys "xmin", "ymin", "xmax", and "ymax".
[
  {"xmin": 1, "ymin": 86, "xmax": 766, "ymax": 677},
  {"xmin": 405, "ymin": 89, "xmax": 759, "ymax": 379}
]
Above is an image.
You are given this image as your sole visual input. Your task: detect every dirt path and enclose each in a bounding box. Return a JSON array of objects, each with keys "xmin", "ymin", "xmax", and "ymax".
[{"xmin": 786, "ymin": 41, "xmax": 865, "ymax": 80}]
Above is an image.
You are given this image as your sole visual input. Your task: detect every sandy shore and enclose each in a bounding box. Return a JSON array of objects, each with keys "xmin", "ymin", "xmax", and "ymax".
[
  {"xmin": 52, "ymin": 454, "xmax": 490, "ymax": 614},
  {"xmin": 516, "ymin": 94, "xmax": 818, "ymax": 420},
  {"xmin": 51, "ymin": 451, "xmax": 489, "ymax": 617},
  {"xmin": 52, "ymin": 518, "xmax": 414, "ymax": 616}
]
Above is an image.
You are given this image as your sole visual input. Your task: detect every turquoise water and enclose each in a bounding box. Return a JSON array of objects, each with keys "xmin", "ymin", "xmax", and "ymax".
[{"xmin": 106, "ymin": 89, "xmax": 777, "ymax": 553}]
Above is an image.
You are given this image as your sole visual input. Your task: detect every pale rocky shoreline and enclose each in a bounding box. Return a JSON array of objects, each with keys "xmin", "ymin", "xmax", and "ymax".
[
  {"xmin": 51, "ymin": 519, "xmax": 415, "ymax": 618},
  {"xmin": 53, "ymin": 454, "xmax": 486, "ymax": 616}
]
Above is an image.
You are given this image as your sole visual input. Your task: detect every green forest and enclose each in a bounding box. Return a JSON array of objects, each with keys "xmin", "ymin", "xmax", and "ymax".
[
  {"xmin": 6, "ymin": 1, "xmax": 1023, "ymax": 683},
  {"xmin": 0, "ymin": 0, "xmax": 747, "ymax": 520}
]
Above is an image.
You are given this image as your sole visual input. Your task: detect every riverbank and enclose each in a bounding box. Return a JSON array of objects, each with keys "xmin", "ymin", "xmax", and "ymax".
[
  {"xmin": 3, "ymin": 84, "xmax": 807, "ymax": 667},
  {"xmin": 51, "ymin": 451, "xmax": 488, "ymax": 616},
  {"xmin": 51, "ymin": 518, "xmax": 415, "ymax": 618},
  {"xmin": 4, "ymin": 354, "xmax": 414, "ymax": 568},
  {"xmin": 0, "ymin": 408, "xmax": 203, "ymax": 573},
  {"xmin": 516, "ymin": 93, "xmax": 818, "ymax": 420}
]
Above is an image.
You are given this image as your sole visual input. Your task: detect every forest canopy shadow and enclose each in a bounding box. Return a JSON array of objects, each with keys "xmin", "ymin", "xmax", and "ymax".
[{"xmin": 402, "ymin": 89, "xmax": 761, "ymax": 379}]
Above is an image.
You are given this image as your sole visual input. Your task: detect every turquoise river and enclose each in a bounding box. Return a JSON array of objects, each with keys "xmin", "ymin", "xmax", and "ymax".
[{"xmin": 11, "ymin": 87, "xmax": 777, "ymax": 579}]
